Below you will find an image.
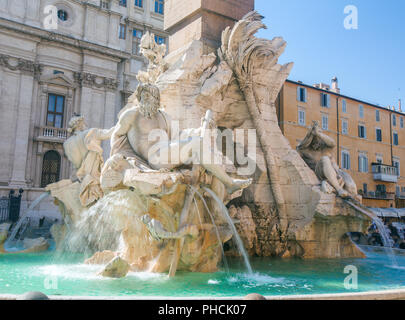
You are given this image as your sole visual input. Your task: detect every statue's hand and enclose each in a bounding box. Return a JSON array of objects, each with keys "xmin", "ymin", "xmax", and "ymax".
[{"xmin": 201, "ymin": 116, "xmax": 216, "ymax": 130}]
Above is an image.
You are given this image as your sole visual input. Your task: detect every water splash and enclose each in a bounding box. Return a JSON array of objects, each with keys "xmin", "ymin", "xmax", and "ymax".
[
  {"xmin": 203, "ymin": 187, "xmax": 253, "ymax": 274},
  {"xmin": 64, "ymin": 189, "xmax": 145, "ymax": 255}
]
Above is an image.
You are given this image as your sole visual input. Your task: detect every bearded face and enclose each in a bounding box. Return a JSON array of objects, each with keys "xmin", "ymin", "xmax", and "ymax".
[{"xmin": 139, "ymin": 91, "xmax": 160, "ymax": 118}]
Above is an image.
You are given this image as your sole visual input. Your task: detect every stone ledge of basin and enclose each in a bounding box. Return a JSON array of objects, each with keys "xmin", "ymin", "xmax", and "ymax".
[{"xmin": 1, "ymin": 289, "xmax": 405, "ymax": 300}]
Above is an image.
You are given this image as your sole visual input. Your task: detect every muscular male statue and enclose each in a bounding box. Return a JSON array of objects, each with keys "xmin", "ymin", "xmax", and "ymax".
[
  {"xmin": 297, "ymin": 121, "xmax": 358, "ymax": 199},
  {"xmin": 105, "ymin": 83, "xmax": 252, "ymax": 193}
]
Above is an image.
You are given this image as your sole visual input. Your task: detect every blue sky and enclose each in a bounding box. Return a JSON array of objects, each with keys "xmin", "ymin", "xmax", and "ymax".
[{"xmin": 256, "ymin": 0, "xmax": 405, "ymax": 109}]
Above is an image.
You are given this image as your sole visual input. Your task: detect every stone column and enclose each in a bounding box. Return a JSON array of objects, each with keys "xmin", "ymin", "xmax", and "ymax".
[{"xmin": 10, "ymin": 73, "xmax": 35, "ymax": 187}]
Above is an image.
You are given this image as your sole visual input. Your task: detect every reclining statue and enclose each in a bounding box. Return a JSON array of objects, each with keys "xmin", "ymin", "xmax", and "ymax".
[
  {"xmin": 101, "ymin": 82, "xmax": 252, "ymax": 194},
  {"xmin": 64, "ymin": 115, "xmax": 114, "ymax": 207},
  {"xmin": 297, "ymin": 121, "xmax": 359, "ymax": 200}
]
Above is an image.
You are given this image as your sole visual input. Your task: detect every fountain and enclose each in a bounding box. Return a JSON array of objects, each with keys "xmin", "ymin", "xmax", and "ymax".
[
  {"xmin": 2, "ymin": 192, "xmax": 50, "ymax": 253},
  {"xmin": 1, "ymin": 10, "xmax": 404, "ymax": 299}
]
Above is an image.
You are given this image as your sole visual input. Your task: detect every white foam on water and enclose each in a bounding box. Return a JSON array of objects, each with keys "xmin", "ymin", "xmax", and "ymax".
[
  {"xmin": 227, "ymin": 272, "xmax": 286, "ymax": 287},
  {"xmin": 208, "ymin": 279, "xmax": 220, "ymax": 285},
  {"xmin": 35, "ymin": 264, "xmax": 102, "ymax": 280},
  {"xmin": 126, "ymin": 271, "xmax": 167, "ymax": 282}
]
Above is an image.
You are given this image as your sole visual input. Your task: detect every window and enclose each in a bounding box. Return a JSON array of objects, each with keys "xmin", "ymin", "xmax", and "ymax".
[
  {"xmin": 392, "ymin": 114, "xmax": 397, "ymax": 126},
  {"xmin": 298, "ymin": 108, "xmax": 305, "ymax": 126},
  {"xmin": 358, "ymin": 154, "xmax": 368, "ymax": 173},
  {"xmin": 363, "ymin": 183, "xmax": 368, "ymax": 194},
  {"xmin": 41, "ymin": 151, "xmax": 61, "ymax": 188},
  {"xmin": 376, "ymin": 110, "xmax": 380, "ymax": 122},
  {"xmin": 376, "ymin": 128, "xmax": 382, "ymax": 142},
  {"xmin": 297, "ymin": 87, "xmax": 307, "ymax": 103},
  {"xmin": 322, "ymin": 114, "xmax": 328, "ymax": 130},
  {"xmin": 401, "ymin": 117, "xmax": 404, "ymax": 129},
  {"xmin": 321, "ymin": 93, "xmax": 330, "ymax": 108},
  {"xmin": 132, "ymin": 29, "xmax": 143, "ymax": 54},
  {"xmin": 393, "ymin": 160, "xmax": 400, "ymax": 176},
  {"xmin": 342, "ymin": 119, "xmax": 348, "ymax": 135},
  {"xmin": 154, "ymin": 35, "xmax": 166, "ymax": 45},
  {"xmin": 119, "ymin": 0, "xmax": 127, "ymax": 7},
  {"xmin": 342, "ymin": 99, "xmax": 347, "ymax": 113},
  {"xmin": 359, "ymin": 104, "xmax": 364, "ymax": 118},
  {"xmin": 100, "ymin": 1, "xmax": 110, "ymax": 9},
  {"xmin": 47, "ymin": 94, "xmax": 64, "ymax": 128},
  {"xmin": 154, "ymin": 0, "xmax": 164, "ymax": 14},
  {"xmin": 342, "ymin": 151, "xmax": 351, "ymax": 170},
  {"xmin": 57, "ymin": 10, "xmax": 68, "ymax": 21},
  {"xmin": 119, "ymin": 24, "xmax": 126, "ymax": 39},
  {"xmin": 358, "ymin": 125, "xmax": 366, "ymax": 139},
  {"xmin": 393, "ymin": 132, "xmax": 399, "ymax": 146},
  {"xmin": 135, "ymin": 0, "xmax": 143, "ymax": 7}
]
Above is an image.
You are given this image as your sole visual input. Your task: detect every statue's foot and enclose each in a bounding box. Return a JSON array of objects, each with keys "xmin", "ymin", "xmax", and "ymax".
[
  {"xmin": 227, "ymin": 178, "xmax": 253, "ymax": 194},
  {"xmin": 337, "ymin": 189, "xmax": 350, "ymax": 199}
]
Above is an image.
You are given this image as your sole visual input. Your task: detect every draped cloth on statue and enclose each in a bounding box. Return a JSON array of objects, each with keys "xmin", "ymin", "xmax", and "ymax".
[{"xmin": 64, "ymin": 128, "xmax": 112, "ymax": 207}]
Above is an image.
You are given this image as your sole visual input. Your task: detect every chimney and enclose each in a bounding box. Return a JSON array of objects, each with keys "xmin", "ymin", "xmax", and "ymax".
[
  {"xmin": 399, "ymin": 99, "xmax": 402, "ymax": 113},
  {"xmin": 331, "ymin": 76, "xmax": 340, "ymax": 94}
]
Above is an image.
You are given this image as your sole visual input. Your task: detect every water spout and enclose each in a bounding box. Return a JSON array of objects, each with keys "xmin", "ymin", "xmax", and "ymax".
[
  {"xmin": 203, "ymin": 187, "xmax": 253, "ymax": 274},
  {"xmin": 345, "ymin": 200, "xmax": 399, "ymax": 268},
  {"xmin": 4, "ymin": 192, "xmax": 50, "ymax": 248},
  {"xmin": 189, "ymin": 186, "xmax": 229, "ymax": 273}
]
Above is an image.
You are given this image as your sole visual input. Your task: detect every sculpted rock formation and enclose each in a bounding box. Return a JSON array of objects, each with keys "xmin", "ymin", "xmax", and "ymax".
[{"xmin": 46, "ymin": 10, "xmax": 370, "ymax": 276}]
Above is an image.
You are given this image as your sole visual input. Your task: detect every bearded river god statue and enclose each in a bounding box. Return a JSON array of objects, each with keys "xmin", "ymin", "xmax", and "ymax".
[{"xmin": 46, "ymin": 11, "xmax": 370, "ymax": 278}]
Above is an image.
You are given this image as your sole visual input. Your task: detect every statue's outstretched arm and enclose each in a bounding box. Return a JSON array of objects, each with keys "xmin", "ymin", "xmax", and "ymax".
[
  {"xmin": 316, "ymin": 129, "xmax": 336, "ymax": 148},
  {"xmin": 98, "ymin": 127, "xmax": 115, "ymax": 141}
]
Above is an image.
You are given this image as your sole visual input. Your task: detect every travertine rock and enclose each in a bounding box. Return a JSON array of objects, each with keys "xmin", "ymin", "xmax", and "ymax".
[
  {"xmin": 99, "ymin": 256, "xmax": 130, "ymax": 278},
  {"xmin": 20, "ymin": 237, "xmax": 49, "ymax": 253},
  {"xmin": 85, "ymin": 250, "xmax": 118, "ymax": 265}
]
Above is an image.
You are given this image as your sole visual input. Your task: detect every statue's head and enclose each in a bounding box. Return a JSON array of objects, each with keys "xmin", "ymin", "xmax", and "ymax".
[
  {"xmin": 67, "ymin": 114, "xmax": 87, "ymax": 134},
  {"xmin": 136, "ymin": 83, "xmax": 161, "ymax": 118}
]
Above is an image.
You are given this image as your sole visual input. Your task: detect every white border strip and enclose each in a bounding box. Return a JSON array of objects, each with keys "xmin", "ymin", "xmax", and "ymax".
[{"xmin": 1, "ymin": 289, "xmax": 405, "ymax": 300}]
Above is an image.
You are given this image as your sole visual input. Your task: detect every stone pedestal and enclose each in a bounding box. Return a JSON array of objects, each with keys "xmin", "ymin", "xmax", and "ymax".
[{"xmin": 164, "ymin": 0, "xmax": 254, "ymax": 53}]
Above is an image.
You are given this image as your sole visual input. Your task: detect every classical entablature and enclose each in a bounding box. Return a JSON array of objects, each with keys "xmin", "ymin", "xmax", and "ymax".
[
  {"xmin": 0, "ymin": 53, "xmax": 43, "ymax": 79},
  {"xmin": 73, "ymin": 72, "xmax": 119, "ymax": 91}
]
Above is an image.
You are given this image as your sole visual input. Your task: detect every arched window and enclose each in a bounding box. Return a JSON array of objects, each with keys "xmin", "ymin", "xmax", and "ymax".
[{"xmin": 41, "ymin": 151, "xmax": 61, "ymax": 187}]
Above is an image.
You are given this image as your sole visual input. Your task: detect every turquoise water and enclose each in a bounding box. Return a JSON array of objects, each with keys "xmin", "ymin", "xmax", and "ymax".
[{"xmin": 1, "ymin": 250, "xmax": 405, "ymax": 297}]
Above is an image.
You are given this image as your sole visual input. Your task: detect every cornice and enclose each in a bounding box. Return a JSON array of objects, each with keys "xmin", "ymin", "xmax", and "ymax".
[{"xmin": 0, "ymin": 17, "xmax": 131, "ymax": 61}]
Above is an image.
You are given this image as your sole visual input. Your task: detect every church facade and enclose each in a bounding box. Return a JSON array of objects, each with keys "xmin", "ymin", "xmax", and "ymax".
[{"xmin": 0, "ymin": 0, "xmax": 166, "ymax": 218}]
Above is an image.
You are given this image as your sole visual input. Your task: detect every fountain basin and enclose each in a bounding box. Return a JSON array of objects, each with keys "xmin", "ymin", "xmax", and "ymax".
[{"xmin": 0, "ymin": 250, "xmax": 404, "ymax": 299}]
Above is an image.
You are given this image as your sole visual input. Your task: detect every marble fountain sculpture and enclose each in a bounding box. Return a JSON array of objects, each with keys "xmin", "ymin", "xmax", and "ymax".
[{"xmin": 44, "ymin": 11, "xmax": 370, "ymax": 278}]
